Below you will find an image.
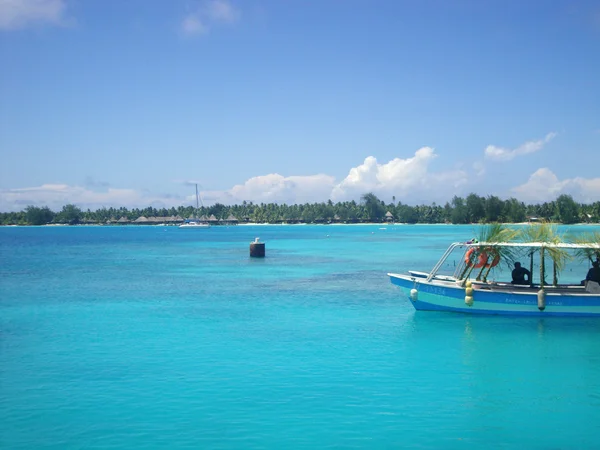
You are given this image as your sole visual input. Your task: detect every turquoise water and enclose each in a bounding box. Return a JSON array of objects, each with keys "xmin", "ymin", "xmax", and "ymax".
[{"xmin": 2, "ymin": 224, "xmax": 600, "ymax": 449}]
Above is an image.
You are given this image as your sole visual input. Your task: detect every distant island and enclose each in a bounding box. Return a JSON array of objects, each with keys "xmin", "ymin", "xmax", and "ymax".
[{"xmin": 1, "ymin": 193, "xmax": 598, "ymax": 226}]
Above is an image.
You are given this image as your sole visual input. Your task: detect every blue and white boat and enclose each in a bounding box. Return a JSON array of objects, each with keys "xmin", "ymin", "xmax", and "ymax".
[{"xmin": 389, "ymin": 241, "xmax": 600, "ymax": 316}]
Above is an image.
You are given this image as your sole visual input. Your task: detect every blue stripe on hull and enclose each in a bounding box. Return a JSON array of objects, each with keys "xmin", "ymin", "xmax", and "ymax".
[
  {"xmin": 389, "ymin": 274, "xmax": 600, "ymax": 317},
  {"xmin": 412, "ymin": 300, "xmax": 600, "ymax": 317}
]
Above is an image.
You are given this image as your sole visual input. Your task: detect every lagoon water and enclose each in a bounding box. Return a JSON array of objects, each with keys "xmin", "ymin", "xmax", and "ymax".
[{"xmin": 2, "ymin": 224, "xmax": 600, "ymax": 449}]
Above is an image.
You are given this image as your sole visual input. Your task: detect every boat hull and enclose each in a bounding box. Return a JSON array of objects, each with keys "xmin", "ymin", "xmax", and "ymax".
[
  {"xmin": 389, "ymin": 273, "xmax": 600, "ymax": 317},
  {"xmin": 179, "ymin": 222, "xmax": 210, "ymax": 228}
]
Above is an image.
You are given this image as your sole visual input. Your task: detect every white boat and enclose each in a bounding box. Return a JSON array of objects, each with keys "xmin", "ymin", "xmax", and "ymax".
[
  {"xmin": 389, "ymin": 240, "xmax": 600, "ymax": 316},
  {"xmin": 179, "ymin": 221, "xmax": 209, "ymax": 228},
  {"xmin": 179, "ymin": 184, "xmax": 210, "ymax": 229}
]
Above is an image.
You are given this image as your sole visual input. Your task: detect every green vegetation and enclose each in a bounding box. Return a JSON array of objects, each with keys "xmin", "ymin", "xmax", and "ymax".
[
  {"xmin": 477, "ymin": 224, "xmax": 520, "ymax": 282},
  {"xmin": 457, "ymin": 222, "xmax": 598, "ymax": 287},
  {"xmin": 361, "ymin": 193, "xmax": 386, "ymax": 222},
  {"xmin": 25, "ymin": 206, "xmax": 54, "ymax": 225},
  {"xmin": 570, "ymin": 231, "xmax": 600, "ymax": 264},
  {"xmin": 519, "ymin": 221, "xmax": 569, "ymax": 287},
  {"xmin": 1, "ymin": 193, "xmax": 599, "ymax": 226},
  {"xmin": 459, "ymin": 223, "xmax": 519, "ymax": 283}
]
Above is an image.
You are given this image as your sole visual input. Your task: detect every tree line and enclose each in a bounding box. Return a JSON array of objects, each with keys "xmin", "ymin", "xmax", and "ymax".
[{"xmin": 1, "ymin": 193, "xmax": 598, "ymax": 226}]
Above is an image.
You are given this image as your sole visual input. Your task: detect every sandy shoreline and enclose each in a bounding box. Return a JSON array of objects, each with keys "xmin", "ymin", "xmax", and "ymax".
[{"xmin": 1, "ymin": 222, "xmax": 598, "ymax": 227}]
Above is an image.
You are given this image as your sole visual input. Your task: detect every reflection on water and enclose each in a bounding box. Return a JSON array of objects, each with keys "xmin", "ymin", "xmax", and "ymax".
[
  {"xmin": 537, "ymin": 317, "xmax": 545, "ymax": 338},
  {"xmin": 464, "ymin": 319, "xmax": 474, "ymax": 341},
  {"xmin": 392, "ymin": 311, "xmax": 600, "ymax": 446}
]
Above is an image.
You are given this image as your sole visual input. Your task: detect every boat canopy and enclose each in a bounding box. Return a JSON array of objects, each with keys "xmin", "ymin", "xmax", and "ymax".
[
  {"xmin": 462, "ymin": 241, "xmax": 600, "ymax": 250},
  {"xmin": 425, "ymin": 241, "xmax": 600, "ymax": 283}
]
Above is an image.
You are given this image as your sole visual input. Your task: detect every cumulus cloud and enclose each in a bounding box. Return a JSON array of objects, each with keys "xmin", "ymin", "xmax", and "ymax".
[
  {"xmin": 202, "ymin": 173, "xmax": 336, "ymax": 205},
  {"xmin": 0, "ymin": 184, "xmax": 181, "ymax": 212},
  {"xmin": 0, "ymin": 0, "xmax": 67, "ymax": 30},
  {"xmin": 13, "ymin": 149, "xmax": 600, "ymax": 212},
  {"xmin": 0, "ymin": 148, "xmax": 475, "ymax": 211},
  {"xmin": 330, "ymin": 148, "xmax": 468, "ymax": 203},
  {"xmin": 181, "ymin": 0, "xmax": 240, "ymax": 36},
  {"xmin": 512, "ymin": 168, "xmax": 600, "ymax": 203},
  {"xmin": 484, "ymin": 132, "xmax": 557, "ymax": 161},
  {"xmin": 198, "ymin": 149, "xmax": 467, "ymax": 205}
]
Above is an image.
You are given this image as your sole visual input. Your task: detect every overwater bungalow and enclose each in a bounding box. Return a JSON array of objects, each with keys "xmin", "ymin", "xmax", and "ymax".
[{"xmin": 223, "ymin": 214, "xmax": 239, "ymax": 225}]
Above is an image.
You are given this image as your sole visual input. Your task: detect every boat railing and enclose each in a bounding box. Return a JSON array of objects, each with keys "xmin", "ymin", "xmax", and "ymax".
[
  {"xmin": 426, "ymin": 243, "xmax": 464, "ymax": 282},
  {"xmin": 422, "ymin": 241, "xmax": 600, "ymax": 286}
]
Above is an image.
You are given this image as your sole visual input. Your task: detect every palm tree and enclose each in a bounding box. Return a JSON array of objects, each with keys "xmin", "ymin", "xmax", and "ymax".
[
  {"xmin": 361, "ymin": 192, "xmax": 385, "ymax": 222},
  {"xmin": 476, "ymin": 223, "xmax": 520, "ymax": 281},
  {"xmin": 570, "ymin": 231, "xmax": 600, "ymax": 264},
  {"xmin": 519, "ymin": 221, "xmax": 570, "ymax": 287},
  {"xmin": 459, "ymin": 223, "xmax": 519, "ymax": 282}
]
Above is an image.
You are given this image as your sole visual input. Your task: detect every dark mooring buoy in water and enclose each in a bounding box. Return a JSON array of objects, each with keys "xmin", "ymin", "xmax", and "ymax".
[{"xmin": 250, "ymin": 237, "xmax": 265, "ymax": 257}]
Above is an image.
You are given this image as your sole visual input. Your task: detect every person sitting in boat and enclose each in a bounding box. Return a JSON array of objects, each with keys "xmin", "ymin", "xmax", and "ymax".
[
  {"xmin": 511, "ymin": 262, "xmax": 531, "ymax": 285},
  {"xmin": 584, "ymin": 261, "xmax": 600, "ymax": 285}
]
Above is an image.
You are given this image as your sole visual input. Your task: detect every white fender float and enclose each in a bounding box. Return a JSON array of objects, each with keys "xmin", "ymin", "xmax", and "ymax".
[
  {"xmin": 537, "ymin": 289, "xmax": 546, "ymax": 311},
  {"xmin": 465, "ymin": 281, "xmax": 474, "ymax": 306},
  {"xmin": 410, "ymin": 289, "xmax": 418, "ymax": 302}
]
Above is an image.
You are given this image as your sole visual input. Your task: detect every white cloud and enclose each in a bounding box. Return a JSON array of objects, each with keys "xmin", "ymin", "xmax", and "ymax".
[
  {"xmin": 472, "ymin": 161, "xmax": 486, "ymax": 177},
  {"xmin": 199, "ymin": 149, "xmax": 468, "ymax": 206},
  {"xmin": 181, "ymin": 15, "xmax": 207, "ymax": 36},
  {"xmin": 0, "ymin": 149, "xmax": 474, "ymax": 211},
  {"xmin": 0, "ymin": 0, "xmax": 67, "ymax": 30},
  {"xmin": 330, "ymin": 148, "xmax": 468, "ymax": 203},
  {"xmin": 484, "ymin": 132, "xmax": 557, "ymax": 161},
  {"xmin": 512, "ymin": 168, "xmax": 600, "ymax": 203},
  {"xmin": 9, "ymin": 150, "xmax": 600, "ymax": 212},
  {"xmin": 203, "ymin": 173, "xmax": 336, "ymax": 205},
  {"xmin": 206, "ymin": 0, "xmax": 240, "ymax": 23},
  {"xmin": 0, "ymin": 184, "xmax": 181, "ymax": 212},
  {"xmin": 511, "ymin": 168, "xmax": 567, "ymax": 202},
  {"xmin": 181, "ymin": 0, "xmax": 240, "ymax": 36}
]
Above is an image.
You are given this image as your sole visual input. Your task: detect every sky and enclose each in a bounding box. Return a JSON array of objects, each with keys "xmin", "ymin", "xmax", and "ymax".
[{"xmin": 1, "ymin": 0, "xmax": 599, "ymax": 212}]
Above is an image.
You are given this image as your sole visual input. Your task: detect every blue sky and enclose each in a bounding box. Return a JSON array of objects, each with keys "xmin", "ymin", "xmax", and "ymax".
[{"xmin": 1, "ymin": 0, "xmax": 599, "ymax": 212}]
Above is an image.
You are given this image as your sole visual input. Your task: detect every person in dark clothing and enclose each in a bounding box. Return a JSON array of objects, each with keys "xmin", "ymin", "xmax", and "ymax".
[
  {"xmin": 512, "ymin": 262, "xmax": 531, "ymax": 285},
  {"xmin": 585, "ymin": 261, "xmax": 600, "ymax": 284}
]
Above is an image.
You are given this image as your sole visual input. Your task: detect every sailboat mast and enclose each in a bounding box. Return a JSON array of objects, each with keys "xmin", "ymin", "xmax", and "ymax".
[{"xmin": 195, "ymin": 184, "xmax": 200, "ymax": 210}]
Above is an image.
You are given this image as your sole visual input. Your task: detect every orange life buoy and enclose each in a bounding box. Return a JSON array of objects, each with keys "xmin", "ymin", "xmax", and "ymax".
[
  {"xmin": 485, "ymin": 253, "xmax": 500, "ymax": 269},
  {"xmin": 465, "ymin": 248, "xmax": 487, "ymax": 268},
  {"xmin": 464, "ymin": 248, "xmax": 474, "ymax": 265}
]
